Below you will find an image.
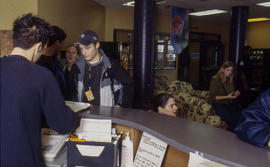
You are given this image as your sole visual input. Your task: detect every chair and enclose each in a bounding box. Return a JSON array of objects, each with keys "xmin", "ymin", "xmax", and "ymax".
[{"xmin": 156, "ymin": 80, "xmax": 227, "ymax": 129}]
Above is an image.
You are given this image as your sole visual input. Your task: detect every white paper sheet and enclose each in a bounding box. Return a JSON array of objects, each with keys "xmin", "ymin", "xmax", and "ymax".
[
  {"xmin": 188, "ymin": 152, "xmax": 230, "ymax": 167},
  {"xmin": 133, "ymin": 132, "xmax": 168, "ymax": 167},
  {"xmin": 76, "ymin": 144, "xmax": 105, "ymax": 157},
  {"xmin": 76, "ymin": 118, "xmax": 112, "ymax": 142},
  {"xmin": 65, "ymin": 101, "xmax": 90, "ymax": 112}
]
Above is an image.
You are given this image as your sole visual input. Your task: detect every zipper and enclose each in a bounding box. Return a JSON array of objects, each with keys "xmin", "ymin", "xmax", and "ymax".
[{"xmin": 100, "ymin": 65, "xmax": 112, "ymax": 104}]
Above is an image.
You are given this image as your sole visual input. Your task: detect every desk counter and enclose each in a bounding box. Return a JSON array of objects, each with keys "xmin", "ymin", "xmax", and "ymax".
[{"xmin": 77, "ymin": 106, "xmax": 270, "ymax": 167}]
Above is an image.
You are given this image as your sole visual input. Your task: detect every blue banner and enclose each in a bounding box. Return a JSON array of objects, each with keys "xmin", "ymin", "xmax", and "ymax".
[{"xmin": 171, "ymin": 7, "xmax": 189, "ymax": 55}]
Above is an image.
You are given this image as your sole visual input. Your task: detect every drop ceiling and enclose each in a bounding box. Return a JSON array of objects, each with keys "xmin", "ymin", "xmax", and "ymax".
[{"xmin": 92, "ymin": 0, "xmax": 270, "ymax": 25}]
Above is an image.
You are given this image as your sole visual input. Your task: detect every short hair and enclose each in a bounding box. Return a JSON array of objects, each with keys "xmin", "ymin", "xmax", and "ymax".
[
  {"xmin": 12, "ymin": 13, "xmax": 50, "ymax": 49},
  {"xmin": 150, "ymin": 93, "xmax": 173, "ymax": 113},
  {"xmin": 47, "ymin": 26, "xmax": 67, "ymax": 47}
]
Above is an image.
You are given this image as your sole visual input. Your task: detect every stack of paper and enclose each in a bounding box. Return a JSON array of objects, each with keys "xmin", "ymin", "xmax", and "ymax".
[
  {"xmin": 65, "ymin": 101, "xmax": 90, "ymax": 113},
  {"xmin": 41, "ymin": 128, "xmax": 69, "ymax": 161},
  {"xmin": 76, "ymin": 118, "xmax": 112, "ymax": 142}
]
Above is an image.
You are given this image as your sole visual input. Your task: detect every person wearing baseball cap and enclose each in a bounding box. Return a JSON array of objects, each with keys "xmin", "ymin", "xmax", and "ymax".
[{"xmin": 70, "ymin": 30, "xmax": 134, "ymax": 107}]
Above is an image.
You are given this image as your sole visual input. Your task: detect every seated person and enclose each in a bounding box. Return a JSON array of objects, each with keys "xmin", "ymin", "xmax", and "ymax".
[
  {"xmin": 235, "ymin": 88, "xmax": 270, "ymax": 149},
  {"xmin": 209, "ymin": 61, "xmax": 241, "ymax": 132},
  {"xmin": 149, "ymin": 93, "xmax": 178, "ymax": 117}
]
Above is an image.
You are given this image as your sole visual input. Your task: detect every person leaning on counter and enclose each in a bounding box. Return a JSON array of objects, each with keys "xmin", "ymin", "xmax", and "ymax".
[
  {"xmin": 235, "ymin": 88, "xmax": 270, "ymax": 149},
  {"xmin": 0, "ymin": 13, "xmax": 77, "ymax": 167}
]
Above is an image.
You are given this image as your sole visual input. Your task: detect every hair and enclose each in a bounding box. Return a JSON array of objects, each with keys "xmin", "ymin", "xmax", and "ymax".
[
  {"xmin": 149, "ymin": 93, "xmax": 174, "ymax": 113},
  {"xmin": 47, "ymin": 26, "xmax": 66, "ymax": 47},
  {"xmin": 65, "ymin": 44, "xmax": 80, "ymax": 55},
  {"xmin": 216, "ymin": 61, "xmax": 234, "ymax": 84},
  {"xmin": 12, "ymin": 13, "xmax": 50, "ymax": 49}
]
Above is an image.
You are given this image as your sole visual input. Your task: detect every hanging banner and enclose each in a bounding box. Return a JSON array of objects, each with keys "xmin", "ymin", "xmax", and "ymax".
[{"xmin": 171, "ymin": 7, "xmax": 189, "ymax": 55}]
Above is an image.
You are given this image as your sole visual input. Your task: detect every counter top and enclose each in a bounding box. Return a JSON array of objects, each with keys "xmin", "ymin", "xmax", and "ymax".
[{"xmin": 78, "ymin": 105, "xmax": 270, "ymax": 167}]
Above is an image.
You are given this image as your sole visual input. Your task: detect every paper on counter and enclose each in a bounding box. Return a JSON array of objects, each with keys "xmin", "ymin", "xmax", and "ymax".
[
  {"xmin": 76, "ymin": 144, "xmax": 104, "ymax": 157},
  {"xmin": 65, "ymin": 101, "xmax": 90, "ymax": 112},
  {"xmin": 133, "ymin": 132, "xmax": 168, "ymax": 167},
  {"xmin": 188, "ymin": 152, "xmax": 229, "ymax": 167},
  {"xmin": 41, "ymin": 130, "xmax": 69, "ymax": 160},
  {"xmin": 76, "ymin": 118, "xmax": 112, "ymax": 142},
  {"xmin": 77, "ymin": 131, "xmax": 112, "ymax": 143}
]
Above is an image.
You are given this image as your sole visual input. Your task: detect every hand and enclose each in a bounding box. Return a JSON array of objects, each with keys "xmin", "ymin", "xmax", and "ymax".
[
  {"xmin": 234, "ymin": 90, "xmax": 240, "ymax": 97},
  {"xmin": 228, "ymin": 92, "xmax": 237, "ymax": 99}
]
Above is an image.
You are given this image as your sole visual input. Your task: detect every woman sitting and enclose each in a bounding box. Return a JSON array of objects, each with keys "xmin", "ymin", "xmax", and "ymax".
[
  {"xmin": 149, "ymin": 93, "xmax": 178, "ymax": 117},
  {"xmin": 209, "ymin": 61, "xmax": 241, "ymax": 132}
]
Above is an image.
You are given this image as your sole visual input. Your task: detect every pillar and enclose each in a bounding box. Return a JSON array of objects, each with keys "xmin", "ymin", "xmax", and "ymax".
[{"xmin": 133, "ymin": 0, "xmax": 156, "ymax": 109}]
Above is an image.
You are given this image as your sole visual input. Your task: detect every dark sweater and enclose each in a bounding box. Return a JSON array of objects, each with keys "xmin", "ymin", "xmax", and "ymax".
[
  {"xmin": 0, "ymin": 55, "xmax": 76, "ymax": 167},
  {"xmin": 36, "ymin": 55, "xmax": 67, "ymax": 99},
  {"xmin": 209, "ymin": 75, "xmax": 234, "ymax": 104}
]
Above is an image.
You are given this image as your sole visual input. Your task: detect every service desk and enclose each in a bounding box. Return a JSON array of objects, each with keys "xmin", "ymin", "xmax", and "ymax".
[{"xmin": 75, "ymin": 105, "xmax": 270, "ymax": 167}]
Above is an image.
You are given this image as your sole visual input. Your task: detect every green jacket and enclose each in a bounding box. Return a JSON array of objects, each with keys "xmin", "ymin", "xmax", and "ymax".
[{"xmin": 209, "ymin": 75, "xmax": 234, "ymax": 104}]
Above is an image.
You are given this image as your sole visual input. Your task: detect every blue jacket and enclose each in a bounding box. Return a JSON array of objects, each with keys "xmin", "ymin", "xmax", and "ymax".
[{"xmin": 235, "ymin": 88, "xmax": 270, "ymax": 149}]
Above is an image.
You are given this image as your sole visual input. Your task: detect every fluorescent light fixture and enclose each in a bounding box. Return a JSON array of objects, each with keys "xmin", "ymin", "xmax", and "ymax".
[
  {"xmin": 123, "ymin": 1, "xmax": 135, "ymax": 7},
  {"xmin": 257, "ymin": 2, "xmax": 270, "ymax": 7},
  {"xmin": 156, "ymin": 0, "xmax": 166, "ymax": 5},
  {"xmin": 123, "ymin": 0, "xmax": 166, "ymax": 7},
  {"xmin": 190, "ymin": 9, "xmax": 227, "ymax": 16},
  {"xmin": 248, "ymin": 18, "xmax": 270, "ymax": 22}
]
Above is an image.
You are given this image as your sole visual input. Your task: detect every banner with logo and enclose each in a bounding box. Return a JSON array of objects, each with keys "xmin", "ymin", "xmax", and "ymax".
[{"xmin": 171, "ymin": 7, "xmax": 189, "ymax": 55}]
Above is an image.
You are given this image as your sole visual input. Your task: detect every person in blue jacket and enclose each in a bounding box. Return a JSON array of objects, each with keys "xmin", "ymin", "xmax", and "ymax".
[
  {"xmin": 0, "ymin": 13, "xmax": 77, "ymax": 166},
  {"xmin": 235, "ymin": 88, "xmax": 270, "ymax": 149}
]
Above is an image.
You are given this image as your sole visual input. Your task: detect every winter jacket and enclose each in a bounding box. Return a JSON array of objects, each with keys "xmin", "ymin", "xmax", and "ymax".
[
  {"xmin": 70, "ymin": 49, "xmax": 134, "ymax": 107},
  {"xmin": 235, "ymin": 88, "xmax": 270, "ymax": 149}
]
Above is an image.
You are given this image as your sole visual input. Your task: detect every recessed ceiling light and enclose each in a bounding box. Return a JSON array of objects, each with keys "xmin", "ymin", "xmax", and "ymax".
[
  {"xmin": 257, "ymin": 2, "xmax": 270, "ymax": 7},
  {"xmin": 123, "ymin": 1, "xmax": 135, "ymax": 7},
  {"xmin": 123, "ymin": 0, "xmax": 166, "ymax": 7},
  {"xmin": 248, "ymin": 18, "xmax": 270, "ymax": 22},
  {"xmin": 189, "ymin": 9, "xmax": 227, "ymax": 16}
]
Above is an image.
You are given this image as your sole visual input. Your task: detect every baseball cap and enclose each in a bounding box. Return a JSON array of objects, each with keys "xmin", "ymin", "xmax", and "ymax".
[{"xmin": 76, "ymin": 30, "xmax": 99, "ymax": 46}]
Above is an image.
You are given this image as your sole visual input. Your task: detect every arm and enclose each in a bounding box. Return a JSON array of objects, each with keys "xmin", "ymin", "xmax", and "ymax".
[
  {"xmin": 41, "ymin": 73, "xmax": 77, "ymax": 134},
  {"xmin": 209, "ymin": 76, "xmax": 239, "ymax": 102},
  {"xmin": 216, "ymin": 92, "xmax": 238, "ymax": 100},
  {"xmin": 235, "ymin": 89, "xmax": 270, "ymax": 148}
]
